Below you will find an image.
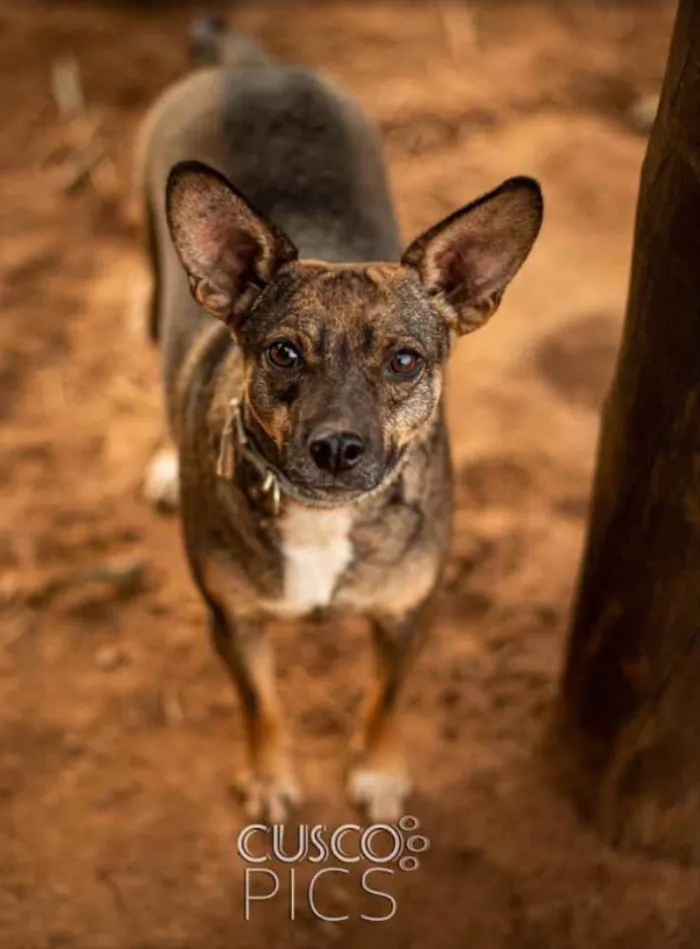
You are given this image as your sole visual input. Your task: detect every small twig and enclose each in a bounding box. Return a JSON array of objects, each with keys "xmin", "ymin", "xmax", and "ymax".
[
  {"xmin": 62, "ymin": 140, "xmax": 107, "ymax": 193},
  {"xmin": 159, "ymin": 686, "xmax": 185, "ymax": 726},
  {"xmin": 2, "ymin": 612, "xmax": 39, "ymax": 651},
  {"xmin": 89, "ymin": 152, "xmax": 121, "ymax": 201},
  {"xmin": 51, "ymin": 54, "xmax": 85, "ymax": 117},
  {"xmin": 434, "ymin": 0, "xmax": 478, "ymax": 67},
  {"xmin": 0, "ymin": 571, "xmax": 20, "ymax": 606},
  {"xmin": 24, "ymin": 558, "xmax": 147, "ymax": 609},
  {"xmin": 48, "ymin": 53, "xmax": 119, "ymax": 199},
  {"xmin": 96, "ymin": 868, "xmax": 128, "ymax": 916}
]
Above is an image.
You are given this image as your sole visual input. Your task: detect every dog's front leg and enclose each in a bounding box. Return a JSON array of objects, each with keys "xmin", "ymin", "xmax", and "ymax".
[
  {"xmin": 347, "ymin": 601, "xmax": 432, "ymax": 822},
  {"xmin": 207, "ymin": 601, "xmax": 301, "ymax": 822}
]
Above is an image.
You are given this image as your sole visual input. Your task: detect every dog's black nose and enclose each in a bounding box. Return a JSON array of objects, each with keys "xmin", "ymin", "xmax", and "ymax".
[{"xmin": 309, "ymin": 431, "xmax": 366, "ymax": 475}]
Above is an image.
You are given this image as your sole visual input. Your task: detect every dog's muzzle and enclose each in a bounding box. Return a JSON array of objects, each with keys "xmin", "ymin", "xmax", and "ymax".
[{"xmin": 216, "ymin": 398, "xmax": 409, "ymax": 514}]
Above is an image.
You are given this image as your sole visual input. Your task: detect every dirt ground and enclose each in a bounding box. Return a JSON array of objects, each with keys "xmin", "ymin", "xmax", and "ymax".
[{"xmin": 2, "ymin": 0, "xmax": 699, "ymax": 946}]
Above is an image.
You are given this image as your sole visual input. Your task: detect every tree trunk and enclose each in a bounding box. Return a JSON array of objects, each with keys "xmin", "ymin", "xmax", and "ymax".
[{"xmin": 549, "ymin": 0, "xmax": 700, "ymax": 863}]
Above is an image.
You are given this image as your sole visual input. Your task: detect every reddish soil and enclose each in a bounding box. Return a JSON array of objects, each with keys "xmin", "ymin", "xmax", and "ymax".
[{"xmin": 2, "ymin": 1, "xmax": 699, "ymax": 947}]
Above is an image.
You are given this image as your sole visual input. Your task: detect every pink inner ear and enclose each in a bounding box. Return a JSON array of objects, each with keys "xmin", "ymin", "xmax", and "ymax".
[
  {"xmin": 432, "ymin": 229, "xmax": 510, "ymax": 307},
  {"xmin": 206, "ymin": 224, "xmax": 262, "ymax": 296},
  {"xmin": 433, "ymin": 241, "xmax": 479, "ymax": 307}
]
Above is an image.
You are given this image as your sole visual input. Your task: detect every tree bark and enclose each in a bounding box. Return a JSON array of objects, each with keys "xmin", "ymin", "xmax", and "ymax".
[{"xmin": 549, "ymin": 0, "xmax": 700, "ymax": 863}]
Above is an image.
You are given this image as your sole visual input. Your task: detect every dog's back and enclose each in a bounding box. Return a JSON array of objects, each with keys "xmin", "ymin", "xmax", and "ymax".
[{"xmin": 136, "ymin": 28, "xmax": 401, "ymax": 427}]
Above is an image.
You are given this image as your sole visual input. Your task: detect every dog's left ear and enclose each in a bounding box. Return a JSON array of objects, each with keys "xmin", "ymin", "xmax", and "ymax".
[{"xmin": 401, "ymin": 177, "xmax": 543, "ymax": 335}]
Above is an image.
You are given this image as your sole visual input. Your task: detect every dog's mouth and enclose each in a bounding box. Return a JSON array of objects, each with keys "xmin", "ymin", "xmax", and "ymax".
[
  {"xmin": 279, "ymin": 445, "xmax": 406, "ymax": 508},
  {"xmin": 292, "ymin": 478, "xmax": 378, "ymax": 505}
]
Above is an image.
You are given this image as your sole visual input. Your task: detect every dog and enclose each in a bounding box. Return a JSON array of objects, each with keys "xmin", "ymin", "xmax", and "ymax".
[{"xmin": 135, "ymin": 26, "xmax": 543, "ymax": 822}]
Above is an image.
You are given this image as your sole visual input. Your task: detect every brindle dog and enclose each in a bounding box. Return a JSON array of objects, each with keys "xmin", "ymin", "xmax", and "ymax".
[{"xmin": 136, "ymin": 30, "xmax": 543, "ymax": 821}]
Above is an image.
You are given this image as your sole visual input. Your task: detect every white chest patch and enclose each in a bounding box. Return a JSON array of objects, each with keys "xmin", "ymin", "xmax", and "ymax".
[{"xmin": 271, "ymin": 504, "xmax": 354, "ymax": 618}]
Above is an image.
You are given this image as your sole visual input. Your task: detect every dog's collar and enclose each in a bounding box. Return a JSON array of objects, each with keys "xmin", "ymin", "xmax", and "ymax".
[
  {"xmin": 216, "ymin": 398, "xmax": 411, "ymax": 515},
  {"xmin": 216, "ymin": 398, "xmax": 303, "ymax": 515}
]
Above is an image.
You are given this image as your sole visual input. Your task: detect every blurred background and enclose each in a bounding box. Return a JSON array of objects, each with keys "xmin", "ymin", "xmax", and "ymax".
[{"xmin": 3, "ymin": 2, "xmax": 698, "ymax": 948}]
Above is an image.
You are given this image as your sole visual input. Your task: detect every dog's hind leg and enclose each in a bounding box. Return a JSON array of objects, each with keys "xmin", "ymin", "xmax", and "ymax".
[
  {"xmin": 347, "ymin": 602, "xmax": 432, "ymax": 822},
  {"xmin": 142, "ymin": 446, "xmax": 180, "ymax": 512},
  {"xmin": 134, "ymin": 171, "xmax": 181, "ymax": 513}
]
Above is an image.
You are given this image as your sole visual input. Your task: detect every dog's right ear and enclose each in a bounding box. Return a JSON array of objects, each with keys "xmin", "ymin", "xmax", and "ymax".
[{"xmin": 166, "ymin": 161, "xmax": 298, "ymax": 326}]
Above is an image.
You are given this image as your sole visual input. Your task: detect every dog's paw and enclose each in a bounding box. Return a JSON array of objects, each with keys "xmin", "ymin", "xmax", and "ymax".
[
  {"xmin": 143, "ymin": 448, "xmax": 179, "ymax": 512},
  {"xmin": 347, "ymin": 763, "xmax": 411, "ymax": 823},
  {"xmin": 235, "ymin": 766, "xmax": 303, "ymax": 823}
]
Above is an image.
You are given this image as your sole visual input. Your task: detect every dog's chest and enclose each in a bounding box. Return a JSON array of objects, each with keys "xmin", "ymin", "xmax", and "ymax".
[{"xmin": 269, "ymin": 504, "xmax": 354, "ymax": 618}]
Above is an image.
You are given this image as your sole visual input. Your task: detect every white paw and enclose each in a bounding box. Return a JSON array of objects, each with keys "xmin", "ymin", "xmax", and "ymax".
[
  {"xmin": 347, "ymin": 765, "xmax": 411, "ymax": 823},
  {"xmin": 143, "ymin": 448, "xmax": 179, "ymax": 512},
  {"xmin": 236, "ymin": 768, "xmax": 303, "ymax": 823}
]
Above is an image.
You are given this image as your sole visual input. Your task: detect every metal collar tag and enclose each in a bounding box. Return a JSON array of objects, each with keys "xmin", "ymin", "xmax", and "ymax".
[{"xmin": 216, "ymin": 399, "xmax": 282, "ymax": 515}]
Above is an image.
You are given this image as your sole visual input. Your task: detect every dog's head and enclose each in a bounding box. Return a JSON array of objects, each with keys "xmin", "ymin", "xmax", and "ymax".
[{"xmin": 167, "ymin": 161, "xmax": 543, "ymax": 505}]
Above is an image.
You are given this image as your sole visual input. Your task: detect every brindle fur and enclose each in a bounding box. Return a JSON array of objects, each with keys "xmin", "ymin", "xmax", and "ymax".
[{"xmin": 136, "ymin": 30, "xmax": 542, "ymax": 821}]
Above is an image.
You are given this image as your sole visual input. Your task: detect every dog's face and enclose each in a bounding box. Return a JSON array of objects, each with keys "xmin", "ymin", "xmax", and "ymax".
[
  {"xmin": 167, "ymin": 162, "xmax": 543, "ymax": 503},
  {"xmin": 235, "ymin": 261, "xmax": 448, "ymax": 500}
]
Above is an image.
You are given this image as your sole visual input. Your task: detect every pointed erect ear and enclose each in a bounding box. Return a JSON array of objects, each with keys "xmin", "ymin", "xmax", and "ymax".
[
  {"xmin": 401, "ymin": 177, "xmax": 543, "ymax": 335},
  {"xmin": 166, "ymin": 160, "xmax": 298, "ymax": 326}
]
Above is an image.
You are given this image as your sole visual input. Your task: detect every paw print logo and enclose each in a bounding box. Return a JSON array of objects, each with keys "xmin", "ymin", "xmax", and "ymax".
[{"xmin": 397, "ymin": 815, "xmax": 430, "ymax": 871}]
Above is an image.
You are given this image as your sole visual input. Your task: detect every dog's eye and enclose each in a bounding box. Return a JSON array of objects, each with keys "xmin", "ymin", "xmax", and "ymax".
[
  {"xmin": 387, "ymin": 349, "xmax": 424, "ymax": 379},
  {"xmin": 267, "ymin": 340, "xmax": 302, "ymax": 370}
]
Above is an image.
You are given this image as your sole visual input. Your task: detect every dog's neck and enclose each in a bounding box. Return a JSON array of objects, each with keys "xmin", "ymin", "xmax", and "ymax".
[
  {"xmin": 216, "ymin": 397, "xmax": 415, "ymax": 516},
  {"xmin": 216, "ymin": 398, "xmax": 302, "ymax": 514}
]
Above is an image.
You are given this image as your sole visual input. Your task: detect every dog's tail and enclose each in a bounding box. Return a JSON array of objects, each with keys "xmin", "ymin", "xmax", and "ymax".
[{"xmin": 188, "ymin": 16, "xmax": 271, "ymax": 68}]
